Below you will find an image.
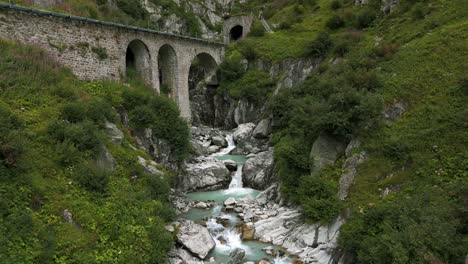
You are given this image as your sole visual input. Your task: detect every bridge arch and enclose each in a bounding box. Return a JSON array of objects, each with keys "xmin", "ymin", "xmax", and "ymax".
[
  {"xmin": 229, "ymin": 25, "xmax": 244, "ymax": 42},
  {"xmin": 125, "ymin": 39, "xmax": 152, "ymax": 83},
  {"xmin": 158, "ymin": 44, "xmax": 178, "ymax": 98},
  {"xmin": 189, "ymin": 52, "xmax": 219, "ymax": 91}
]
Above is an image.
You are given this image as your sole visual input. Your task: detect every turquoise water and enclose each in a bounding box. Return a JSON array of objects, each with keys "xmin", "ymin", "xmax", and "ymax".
[
  {"xmin": 181, "ymin": 150, "xmax": 291, "ymax": 263},
  {"xmin": 186, "ymin": 188, "xmax": 260, "ymax": 204},
  {"xmin": 215, "ymin": 154, "xmax": 247, "ymax": 164}
]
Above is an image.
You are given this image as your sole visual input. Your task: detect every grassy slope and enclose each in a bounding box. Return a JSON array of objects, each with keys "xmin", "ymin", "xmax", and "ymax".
[
  {"xmin": 0, "ymin": 40, "xmax": 176, "ymax": 263},
  {"xmin": 226, "ymin": 0, "xmax": 467, "ymax": 262}
]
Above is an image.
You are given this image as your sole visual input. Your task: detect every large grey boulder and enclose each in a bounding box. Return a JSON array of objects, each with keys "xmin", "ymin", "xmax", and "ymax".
[
  {"xmin": 137, "ymin": 156, "xmax": 163, "ymax": 176},
  {"xmin": 212, "ymin": 135, "xmax": 228, "ymax": 147},
  {"xmin": 104, "ymin": 121, "xmax": 124, "ymax": 145},
  {"xmin": 310, "ymin": 133, "xmax": 346, "ymax": 176},
  {"xmin": 227, "ymin": 248, "xmax": 246, "ymax": 264},
  {"xmin": 233, "ymin": 123, "xmax": 256, "ymax": 143},
  {"xmin": 252, "ymin": 119, "xmax": 272, "ymax": 139},
  {"xmin": 181, "ymin": 158, "xmax": 231, "ymax": 191},
  {"xmin": 176, "ymin": 220, "xmax": 215, "ymax": 260},
  {"xmin": 166, "ymin": 247, "xmax": 204, "ymax": 264},
  {"xmin": 242, "ymin": 150, "xmax": 274, "ymax": 190}
]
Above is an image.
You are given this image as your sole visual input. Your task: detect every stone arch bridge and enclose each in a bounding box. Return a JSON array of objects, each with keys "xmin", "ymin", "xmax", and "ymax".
[{"xmin": 0, "ymin": 3, "xmax": 225, "ymax": 120}]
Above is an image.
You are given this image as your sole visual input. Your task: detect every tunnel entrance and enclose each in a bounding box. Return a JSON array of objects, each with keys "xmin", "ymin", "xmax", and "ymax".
[
  {"xmin": 157, "ymin": 44, "xmax": 177, "ymax": 97},
  {"xmin": 125, "ymin": 39, "xmax": 152, "ymax": 84},
  {"xmin": 229, "ymin": 25, "xmax": 243, "ymax": 42}
]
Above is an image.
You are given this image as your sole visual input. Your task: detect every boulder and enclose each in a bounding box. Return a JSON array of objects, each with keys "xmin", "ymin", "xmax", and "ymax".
[
  {"xmin": 242, "ymin": 150, "xmax": 274, "ymax": 189},
  {"xmin": 338, "ymin": 151, "xmax": 368, "ymax": 200},
  {"xmin": 258, "ymin": 260, "xmax": 271, "ymax": 264},
  {"xmin": 212, "ymin": 135, "xmax": 228, "ymax": 147},
  {"xmin": 310, "ymin": 133, "xmax": 346, "ymax": 176},
  {"xmin": 233, "ymin": 123, "xmax": 256, "ymax": 143},
  {"xmin": 241, "ymin": 222, "xmax": 255, "ymax": 240},
  {"xmin": 96, "ymin": 146, "xmax": 116, "ymax": 171},
  {"xmin": 224, "ymin": 197, "xmax": 236, "ymax": 206},
  {"xmin": 223, "ymin": 159, "xmax": 238, "ymax": 171},
  {"xmin": 383, "ymin": 100, "xmax": 406, "ymax": 121},
  {"xmin": 137, "ymin": 156, "xmax": 163, "ymax": 176},
  {"xmin": 181, "ymin": 158, "xmax": 231, "ymax": 191},
  {"xmin": 176, "ymin": 220, "xmax": 215, "ymax": 260},
  {"xmin": 252, "ymin": 119, "xmax": 272, "ymax": 139},
  {"xmin": 104, "ymin": 121, "xmax": 124, "ymax": 145},
  {"xmin": 166, "ymin": 247, "xmax": 204, "ymax": 264},
  {"xmin": 227, "ymin": 248, "xmax": 246, "ymax": 264}
]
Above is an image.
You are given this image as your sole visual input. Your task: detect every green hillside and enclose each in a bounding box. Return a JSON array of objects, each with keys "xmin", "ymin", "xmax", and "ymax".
[
  {"xmin": 219, "ymin": 0, "xmax": 467, "ymax": 262},
  {"xmin": 0, "ymin": 40, "xmax": 189, "ymax": 263}
]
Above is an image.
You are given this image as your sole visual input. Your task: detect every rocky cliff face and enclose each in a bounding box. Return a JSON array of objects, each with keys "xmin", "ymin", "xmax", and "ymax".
[
  {"xmin": 142, "ymin": 0, "xmax": 225, "ymax": 38},
  {"xmin": 190, "ymin": 56, "xmax": 322, "ymax": 129}
]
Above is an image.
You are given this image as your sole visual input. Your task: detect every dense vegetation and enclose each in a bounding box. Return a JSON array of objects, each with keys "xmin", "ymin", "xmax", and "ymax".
[
  {"xmin": 220, "ymin": 0, "xmax": 467, "ymax": 262},
  {"xmin": 0, "ymin": 39, "xmax": 189, "ymax": 263}
]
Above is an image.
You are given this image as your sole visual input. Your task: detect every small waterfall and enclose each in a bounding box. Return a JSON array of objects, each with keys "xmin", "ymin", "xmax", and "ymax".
[
  {"xmin": 228, "ymin": 165, "xmax": 243, "ymax": 189},
  {"xmin": 213, "ymin": 134, "xmax": 236, "ymax": 156}
]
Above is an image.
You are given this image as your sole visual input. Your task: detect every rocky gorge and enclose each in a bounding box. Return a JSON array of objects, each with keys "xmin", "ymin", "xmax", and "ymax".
[{"xmin": 161, "ymin": 116, "xmax": 367, "ymax": 264}]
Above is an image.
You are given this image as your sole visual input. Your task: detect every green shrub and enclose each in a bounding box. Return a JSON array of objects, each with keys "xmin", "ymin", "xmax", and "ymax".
[
  {"xmin": 330, "ymin": 0, "xmax": 342, "ymax": 10},
  {"xmin": 86, "ymin": 98, "xmax": 115, "ymax": 124},
  {"xmin": 339, "ymin": 188, "xmax": 466, "ymax": 263},
  {"xmin": 61, "ymin": 102, "xmax": 87, "ymax": 123},
  {"xmin": 298, "ymin": 176, "xmax": 340, "ymax": 223},
  {"xmin": 326, "ymin": 15, "xmax": 345, "ymax": 30},
  {"xmin": 249, "ymin": 22, "xmax": 266, "ymax": 37},
  {"xmin": 147, "ymin": 218, "xmax": 173, "ymax": 264},
  {"xmin": 116, "ymin": 0, "xmax": 148, "ymax": 19},
  {"xmin": 411, "ymin": 2, "xmax": 429, "ymax": 20},
  {"xmin": 217, "ymin": 51, "xmax": 246, "ymax": 83},
  {"xmin": 333, "ymin": 40, "xmax": 350, "ymax": 57},
  {"xmin": 129, "ymin": 105, "xmax": 155, "ymax": 129},
  {"xmin": 221, "ymin": 70, "xmax": 275, "ymax": 103},
  {"xmin": 146, "ymin": 174, "xmax": 170, "ymax": 201},
  {"xmin": 122, "ymin": 90, "xmax": 150, "ymax": 110},
  {"xmin": 355, "ymin": 8, "xmax": 377, "ymax": 29},
  {"xmin": 306, "ymin": 31, "xmax": 333, "ymax": 58},
  {"xmin": 75, "ymin": 162, "xmax": 110, "ymax": 193},
  {"xmin": 160, "ymin": 84, "xmax": 171, "ymax": 96},
  {"xmin": 48, "ymin": 120, "xmax": 101, "ymax": 155}
]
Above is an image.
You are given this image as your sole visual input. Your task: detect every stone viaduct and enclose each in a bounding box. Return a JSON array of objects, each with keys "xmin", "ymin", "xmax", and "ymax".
[{"xmin": 0, "ymin": 3, "xmax": 225, "ymax": 120}]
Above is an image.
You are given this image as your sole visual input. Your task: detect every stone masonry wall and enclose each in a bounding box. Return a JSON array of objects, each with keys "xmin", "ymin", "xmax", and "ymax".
[{"xmin": 0, "ymin": 6, "xmax": 224, "ymax": 120}]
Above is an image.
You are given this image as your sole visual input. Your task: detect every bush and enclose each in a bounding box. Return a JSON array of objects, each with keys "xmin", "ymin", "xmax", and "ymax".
[
  {"xmin": 330, "ymin": 0, "xmax": 342, "ymax": 10},
  {"xmin": 61, "ymin": 102, "xmax": 87, "ymax": 123},
  {"xmin": 326, "ymin": 15, "xmax": 345, "ymax": 30},
  {"xmin": 75, "ymin": 162, "xmax": 110, "ymax": 193},
  {"xmin": 221, "ymin": 69, "xmax": 275, "ymax": 103},
  {"xmin": 217, "ymin": 51, "xmax": 246, "ymax": 83},
  {"xmin": 48, "ymin": 120, "xmax": 101, "ymax": 155},
  {"xmin": 298, "ymin": 176, "xmax": 340, "ymax": 223},
  {"xmin": 146, "ymin": 174, "xmax": 170, "ymax": 201},
  {"xmin": 249, "ymin": 22, "xmax": 266, "ymax": 37},
  {"xmin": 411, "ymin": 2, "xmax": 429, "ymax": 20},
  {"xmin": 129, "ymin": 105, "xmax": 156, "ymax": 129},
  {"xmin": 355, "ymin": 8, "xmax": 377, "ymax": 29},
  {"xmin": 339, "ymin": 188, "xmax": 466, "ymax": 263},
  {"xmin": 333, "ymin": 40, "xmax": 350, "ymax": 57},
  {"xmin": 86, "ymin": 98, "xmax": 115, "ymax": 124},
  {"xmin": 122, "ymin": 90, "xmax": 150, "ymax": 110},
  {"xmin": 306, "ymin": 31, "xmax": 333, "ymax": 58},
  {"xmin": 373, "ymin": 42, "xmax": 399, "ymax": 59},
  {"xmin": 116, "ymin": 0, "xmax": 148, "ymax": 19}
]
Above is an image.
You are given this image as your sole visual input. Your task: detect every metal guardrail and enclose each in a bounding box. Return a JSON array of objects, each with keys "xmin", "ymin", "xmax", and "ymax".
[{"xmin": 0, "ymin": 2, "xmax": 225, "ymax": 46}]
